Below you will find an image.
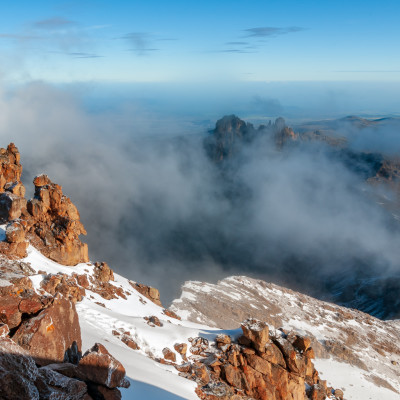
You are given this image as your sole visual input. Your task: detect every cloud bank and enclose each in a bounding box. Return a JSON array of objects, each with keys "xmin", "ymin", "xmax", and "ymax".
[{"xmin": 0, "ymin": 82, "xmax": 399, "ymax": 308}]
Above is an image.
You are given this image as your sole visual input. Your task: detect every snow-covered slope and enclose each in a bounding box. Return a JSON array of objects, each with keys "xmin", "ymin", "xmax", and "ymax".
[
  {"xmin": 171, "ymin": 276, "xmax": 400, "ymax": 400},
  {"xmin": 21, "ymin": 244, "xmax": 233, "ymax": 399}
]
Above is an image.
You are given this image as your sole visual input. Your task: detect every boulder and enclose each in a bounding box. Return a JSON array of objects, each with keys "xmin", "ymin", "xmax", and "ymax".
[
  {"xmin": 5, "ymin": 220, "xmax": 26, "ymax": 243},
  {"xmin": 0, "ymin": 335, "xmax": 39, "ymax": 400},
  {"xmin": 77, "ymin": 343, "xmax": 126, "ymax": 389},
  {"xmin": 35, "ymin": 367, "xmax": 88, "ymax": 400},
  {"xmin": 13, "ymin": 295, "xmax": 82, "ymax": 366},
  {"xmin": 241, "ymin": 318, "xmax": 270, "ymax": 352},
  {"xmin": 0, "ymin": 193, "xmax": 27, "ymax": 222},
  {"xmin": 162, "ymin": 347, "xmax": 176, "ymax": 362}
]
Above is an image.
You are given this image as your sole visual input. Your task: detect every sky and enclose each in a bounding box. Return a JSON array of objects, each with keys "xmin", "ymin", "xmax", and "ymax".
[{"xmin": 1, "ymin": 0, "xmax": 400, "ymax": 83}]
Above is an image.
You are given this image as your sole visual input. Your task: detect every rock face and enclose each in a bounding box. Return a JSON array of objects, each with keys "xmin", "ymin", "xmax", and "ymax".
[
  {"xmin": 13, "ymin": 295, "xmax": 82, "ymax": 366},
  {"xmin": 204, "ymin": 115, "xmax": 297, "ymax": 161},
  {"xmin": 0, "ymin": 143, "xmax": 88, "ymax": 266},
  {"xmin": 24, "ymin": 174, "xmax": 89, "ymax": 265},
  {"xmin": 179, "ymin": 319, "xmax": 330, "ymax": 400}
]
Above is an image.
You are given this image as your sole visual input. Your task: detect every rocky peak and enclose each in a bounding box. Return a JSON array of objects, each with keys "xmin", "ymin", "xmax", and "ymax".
[
  {"xmin": 0, "ymin": 143, "xmax": 88, "ymax": 266},
  {"xmin": 25, "ymin": 174, "xmax": 89, "ymax": 265},
  {"xmin": 205, "ymin": 115, "xmax": 297, "ymax": 161}
]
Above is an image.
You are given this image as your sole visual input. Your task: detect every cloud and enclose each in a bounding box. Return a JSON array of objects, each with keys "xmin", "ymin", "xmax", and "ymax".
[
  {"xmin": 68, "ymin": 52, "xmax": 102, "ymax": 58},
  {"xmin": 123, "ymin": 32, "xmax": 159, "ymax": 56},
  {"xmin": 244, "ymin": 26, "xmax": 304, "ymax": 38},
  {"xmin": 33, "ymin": 17, "xmax": 76, "ymax": 30},
  {"xmin": 225, "ymin": 41, "xmax": 249, "ymax": 46},
  {"xmin": 0, "ymin": 82, "xmax": 399, "ymax": 310},
  {"xmin": 0, "ymin": 33, "xmax": 42, "ymax": 41}
]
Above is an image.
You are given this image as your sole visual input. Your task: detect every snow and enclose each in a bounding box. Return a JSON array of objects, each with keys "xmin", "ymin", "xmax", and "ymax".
[
  {"xmin": 20, "ymin": 245, "xmax": 215, "ymax": 399},
  {"xmin": 314, "ymin": 359, "xmax": 400, "ymax": 400}
]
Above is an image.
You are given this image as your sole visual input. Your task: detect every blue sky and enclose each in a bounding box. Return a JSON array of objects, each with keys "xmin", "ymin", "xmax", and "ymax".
[{"xmin": 1, "ymin": 0, "xmax": 400, "ymax": 83}]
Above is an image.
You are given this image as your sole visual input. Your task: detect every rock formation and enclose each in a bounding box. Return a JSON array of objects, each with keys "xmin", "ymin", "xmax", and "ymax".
[
  {"xmin": 204, "ymin": 115, "xmax": 297, "ymax": 161},
  {"xmin": 0, "ymin": 143, "xmax": 88, "ymax": 265},
  {"xmin": 175, "ymin": 318, "xmax": 332, "ymax": 400}
]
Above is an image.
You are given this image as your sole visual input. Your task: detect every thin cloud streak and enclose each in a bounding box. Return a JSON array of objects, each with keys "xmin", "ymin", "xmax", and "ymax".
[{"xmin": 244, "ymin": 26, "xmax": 304, "ymax": 38}]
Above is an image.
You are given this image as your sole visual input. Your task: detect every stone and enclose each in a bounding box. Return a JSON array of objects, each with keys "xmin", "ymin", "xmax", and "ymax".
[
  {"xmin": 244, "ymin": 353, "xmax": 271, "ymax": 376},
  {"xmin": 241, "ymin": 318, "xmax": 270, "ymax": 352},
  {"xmin": 87, "ymin": 383, "xmax": 122, "ymax": 400},
  {"xmin": 130, "ymin": 282, "xmax": 162, "ymax": 306},
  {"xmin": 334, "ymin": 388, "xmax": 344, "ymax": 400},
  {"xmin": 5, "ymin": 220, "xmax": 25, "ymax": 243},
  {"xmin": 94, "ymin": 262, "xmax": 114, "ymax": 283},
  {"xmin": 162, "ymin": 347, "xmax": 176, "ymax": 362},
  {"xmin": 174, "ymin": 342, "xmax": 188, "ymax": 355},
  {"xmin": 35, "ymin": 367, "xmax": 88, "ymax": 399},
  {"xmin": 0, "ymin": 335, "xmax": 39, "ymax": 400},
  {"xmin": 292, "ymin": 335, "xmax": 312, "ymax": 352},
  {"xmin": 77, "ymin": 343, "xmax": 126, "ymax": 389},
  {"xmin": 0, "ymin": 193, "xmax": 27, "ymax": 222},
  {"xmin": 121, "ymin": 335, "xmax": 140, "ymax": 350},
  {"xmin": 13, "ymin": 295, "xmax": 82, "ymax": 366}
]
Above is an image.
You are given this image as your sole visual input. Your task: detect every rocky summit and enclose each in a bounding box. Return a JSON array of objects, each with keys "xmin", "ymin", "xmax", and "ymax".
[
  {"xmin": 0, "ymin": 141, "xmax": 398, "ymax": 400},
  {"xmin": 0, "ymin": 143, "xmax": 88, "ymax": 265}
]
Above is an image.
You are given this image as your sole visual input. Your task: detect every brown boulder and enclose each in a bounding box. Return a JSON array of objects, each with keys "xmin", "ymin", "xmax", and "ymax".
[
  {"xmin": 0, "ymin": 193, "xmax": 27, "ymax": 222},
  {"xmin": 130, "ymin": 282, "xmax": 162, "ymax": 306},
  {"xmin": 241, "ymin": 318, "xmax": 270, "ymax": 352},
  {"xmin": 162, "ymin": 347, "xmax": 176, "ymax": 362},
  {"xmin": 13, "ymin": 295, "xmax": 82, "ymax": 366},
  {"xmin": 174, "ymin": 342, "xmax": 188, "ymax": 356},
  {"xmin": 94, "ymin": 262, "xmax": 114, "ymax": 283},
  {"xmin": 77, "ymin": 343, "xmax": 126, "ymax": 389},
  {"xmin": 5, "ymin": 220, "xmax": 25, "ymax": 243}
]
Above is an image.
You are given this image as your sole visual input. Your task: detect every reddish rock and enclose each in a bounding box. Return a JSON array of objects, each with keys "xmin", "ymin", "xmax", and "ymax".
[
  {"xmin": 5, "ymin": 220, "xmax": 25, "ymax": 243},
  {"xmin": 121, "ymin": 335, "xmax": 140, "ymax": 350},
  {"xmin": 93, "ymin": 262, "xmax": 114, "ymax": 283},
  {"xmin": 77, "ymin": 343, "xmax": 126, "ymax": 389},
  {"xmin": 13, "ymin": 295, "xmax": 82, "ymax": 366},
  {"xmin": 162, "ymin": 347, "xmax": 177, "ymax": 362},
  {"xmin": 174, "ymin": 342, "xmax": 188, "ymax": 356},
  {"xmin": 292, "ymin": 335, "xmax": 312, "ymax": 352},
  {"xmin": 0, "ymin": 193, "xmax": 27, "ymax": 222},
  {"xmin": 130, "ymin": 282, "xmax": 162, "ymax": 306},
  {"xmin": 145, "ymin": 315, "xmax": 163, "ymax": 327},
  {"xmin": 241, "ymin": 318, "xmax": 270, "ymax": 352},
  {"xmin": 163, "ymin": 308, "xmax": 181, "ymax": 320},
  {"xmin": 24, "ymin": 175, "xmax": 89, "ymax": 266},
  {"xmin": 216, "ymin": 334, "xmax": 231, "ymax": 346}
]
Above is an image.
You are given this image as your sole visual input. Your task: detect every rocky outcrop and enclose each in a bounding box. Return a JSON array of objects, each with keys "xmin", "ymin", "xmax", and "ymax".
[
  {"xmin": 0, "ymin": 143, "xmax": 89, "ymax": 266},
  {"xmin": 176, "ymin": 319, "xmax": 334, "ymax": 400},
  {"xmin": 23, "ymin": 174, "xmax": 89, "ymax": 265},
  {"xmin": 172, "ymin": 276, "xmax": 400, "ymax": 395},
  {"xmin": 204, "ymin": 115, "xmax": 297, "ymax": 161}
]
